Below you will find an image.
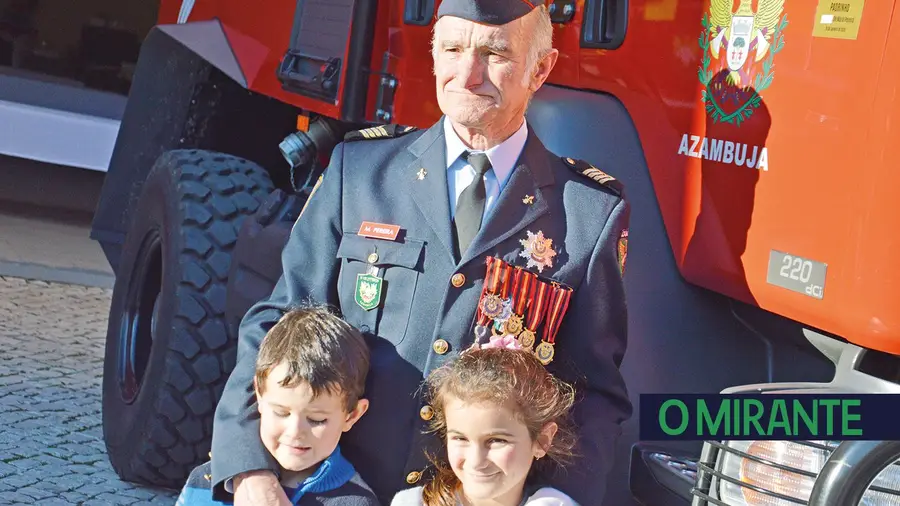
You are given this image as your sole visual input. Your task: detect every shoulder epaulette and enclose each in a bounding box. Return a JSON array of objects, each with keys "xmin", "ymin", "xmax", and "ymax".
[
  {"xmin": 344, "ymin": 124, "xmax": 418, "ymax": 142},
  {"xmin": 561, "ymin": 157, "xmax": 624, "ymax": 197}
]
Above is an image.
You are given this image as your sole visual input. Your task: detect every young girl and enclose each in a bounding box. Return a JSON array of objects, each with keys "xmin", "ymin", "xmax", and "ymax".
[{"xmin": 391, "ymin": 338, "xmax": 580, "ymax": 506}]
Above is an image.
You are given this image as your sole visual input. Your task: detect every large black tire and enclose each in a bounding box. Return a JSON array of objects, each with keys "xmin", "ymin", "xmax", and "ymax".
[{"xmin": 102, "ymin": 150, "xmax": 274, "ymax": 487}]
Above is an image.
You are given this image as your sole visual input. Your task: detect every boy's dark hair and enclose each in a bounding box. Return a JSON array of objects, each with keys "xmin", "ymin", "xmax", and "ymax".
[{"xmin": 254, "ymin": 305, "xmax": 369, "ymax": 412}]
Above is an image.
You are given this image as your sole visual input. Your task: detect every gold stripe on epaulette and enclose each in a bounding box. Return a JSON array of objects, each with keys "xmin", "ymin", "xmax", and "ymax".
[
  {"xmin": 377, "ymin": 125, "xmax": 388, "ymax": 137},
  {"xmin": 583, "ymin": 167, "xmax": 615, "ymax": 185}
]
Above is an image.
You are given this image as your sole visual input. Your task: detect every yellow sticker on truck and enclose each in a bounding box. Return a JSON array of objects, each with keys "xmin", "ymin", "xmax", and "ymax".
[{"xmin": 813, "ymin": 0, "xmax": 865, "ymax": 40}]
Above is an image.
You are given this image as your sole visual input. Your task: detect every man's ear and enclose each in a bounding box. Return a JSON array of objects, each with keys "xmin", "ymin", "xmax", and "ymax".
[
  {"xmin": 342, "ymin": 398, "xmax": 370, "ymax": 432},
  {"xmin": 530, "ymin": 49, "xmax": 559, "ymax": 92}
]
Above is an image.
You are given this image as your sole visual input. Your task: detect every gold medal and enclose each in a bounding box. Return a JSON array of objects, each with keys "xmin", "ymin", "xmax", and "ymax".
[
  {"xmin": 504, "ymin": 314, "xmax": 524, "ymax": 336},
  {"xmin": 518, "ymin": 328, "xmax": 536, "ymax": 349},
  {"xmin": 533, "ymin": 283, "xmax": 572, "ymax": 366},
  {"xmin": 534, "ymin": 341, "xmax": 555, "ymax": 365}
]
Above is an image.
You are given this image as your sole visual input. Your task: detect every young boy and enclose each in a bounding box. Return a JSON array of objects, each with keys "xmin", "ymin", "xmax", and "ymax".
[{"xmin": 176, "ymin": 305, "xmax": 379, "ymax": 505}]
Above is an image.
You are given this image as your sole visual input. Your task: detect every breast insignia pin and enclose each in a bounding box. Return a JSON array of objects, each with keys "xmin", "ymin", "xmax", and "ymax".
[
  {"xmin": 519, "ymin": 230, "xmax": 557, "ymax": 273},
  {"xmin": 416, "ymin": 168, "xmax": 427, "ymax": 180}
]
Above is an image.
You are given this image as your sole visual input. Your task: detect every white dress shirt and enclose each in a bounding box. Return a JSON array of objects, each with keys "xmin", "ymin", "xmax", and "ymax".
[{"xmin": 444, "ymin": 116, "xmax": 529, "ymax": 223}]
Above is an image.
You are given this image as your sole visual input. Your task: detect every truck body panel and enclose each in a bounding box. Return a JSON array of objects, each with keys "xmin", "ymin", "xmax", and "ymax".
[{"xmin": 158, "ymin": 0, "xmax": 900, "ymax": 354}]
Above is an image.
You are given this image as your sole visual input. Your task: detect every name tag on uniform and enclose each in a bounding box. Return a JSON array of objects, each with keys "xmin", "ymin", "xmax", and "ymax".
[{"xmin": 358, "ymin": 221, "xmax": 400, "ymax": 241}]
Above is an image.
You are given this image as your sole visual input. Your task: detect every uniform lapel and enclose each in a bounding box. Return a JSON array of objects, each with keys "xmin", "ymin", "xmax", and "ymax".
[
  {"xmin": 460, "ymin": 130, "xmax": 555, "ymax": 266},
  {"xmin": 406, "ymin": 121, "xmax": 456, "ymax": 263}
]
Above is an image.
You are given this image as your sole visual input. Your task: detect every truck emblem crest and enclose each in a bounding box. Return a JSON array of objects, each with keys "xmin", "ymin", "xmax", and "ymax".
[{"xmin": 700, "ymin": 0, "xmax": 787, "ymax": 125}]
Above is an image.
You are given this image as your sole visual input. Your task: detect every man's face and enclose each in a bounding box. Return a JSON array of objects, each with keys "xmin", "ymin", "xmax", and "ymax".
[
  {"xmin": 433, "ymin": 15, "xmax": 535, "ymax": 130},
  {"xmin": 255, "ymin": 362, "xmax": 367, "ymax": 475}
]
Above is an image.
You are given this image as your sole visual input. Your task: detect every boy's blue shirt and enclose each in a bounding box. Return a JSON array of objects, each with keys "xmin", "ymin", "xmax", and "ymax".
[{"xmin": 177, "ymin": 446, "xmax": 379, "ymax": 505}]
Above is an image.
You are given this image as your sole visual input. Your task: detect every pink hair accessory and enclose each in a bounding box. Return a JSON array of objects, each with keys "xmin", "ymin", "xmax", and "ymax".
[{"xmin": 480, "ymin": 333, "xmax": 523, "ymax": 351}]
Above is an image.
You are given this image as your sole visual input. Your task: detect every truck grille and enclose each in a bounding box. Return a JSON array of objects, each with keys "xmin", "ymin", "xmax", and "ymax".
[{"xmin": 691, "ymin": 440, "xmax": 900, "ymax": 505}]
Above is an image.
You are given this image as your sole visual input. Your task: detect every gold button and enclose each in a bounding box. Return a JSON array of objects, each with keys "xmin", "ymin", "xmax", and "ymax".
[
  {"xmin": 367, "ymin": 252, "xmax": 379, "ymax": 263},
  {"xmin": 432, "ymin": 339, "xmax": 449, "ymax": 355},
  {"xmin": 406, "ymin": 470, "xmax": 422, "ymax": 484},
  {"xmin": 451, "ymin": 273, "xmax": 466, "ymax": 288},
  {"xmin": 420, "ymin": 405, "xmax": 435, "ymax": 421}
]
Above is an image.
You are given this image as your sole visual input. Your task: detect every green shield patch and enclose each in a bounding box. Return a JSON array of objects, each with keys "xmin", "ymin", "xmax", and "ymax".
[{"xmin": 355, "ymin": 273, "xmax": 383, "ymax": 311}]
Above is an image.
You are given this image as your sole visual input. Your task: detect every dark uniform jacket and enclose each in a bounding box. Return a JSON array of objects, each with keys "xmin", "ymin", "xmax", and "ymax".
[{"xmin": 211, "ymin": 118, "xmax": 632, "ymax": 505}]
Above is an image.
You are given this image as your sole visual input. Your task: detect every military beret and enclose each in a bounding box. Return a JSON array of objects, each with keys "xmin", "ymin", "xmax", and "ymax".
[{"xmin": 437, "ymin": 0, "xmax": 546, "ymax": 25}]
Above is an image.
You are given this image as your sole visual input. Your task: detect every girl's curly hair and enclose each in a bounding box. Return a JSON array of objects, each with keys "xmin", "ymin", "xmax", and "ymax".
[{"xmin": 420, "ymin": 347, "xmax": 577, "ymax": 506}]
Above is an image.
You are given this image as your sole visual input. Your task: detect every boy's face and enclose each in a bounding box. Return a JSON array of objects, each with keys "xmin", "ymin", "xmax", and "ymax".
[{"xmin": 255, "ymin": 362, "xmax": 368, "ymax": 474}]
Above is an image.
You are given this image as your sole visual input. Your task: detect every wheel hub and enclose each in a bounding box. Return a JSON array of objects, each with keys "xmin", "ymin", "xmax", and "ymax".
[{"xmin": 118, "ymin": 230, "xmax": 162, "ymax": 404}]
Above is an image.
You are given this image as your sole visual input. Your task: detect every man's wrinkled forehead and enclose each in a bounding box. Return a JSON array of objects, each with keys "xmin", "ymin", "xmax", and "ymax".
[
  {"xmin": 436, "ymin": 0, "xmax": 545, "ymax": 26},
  {"xmin": 437, "ymin": 18, "xmax": 516, "ymax": 51}
]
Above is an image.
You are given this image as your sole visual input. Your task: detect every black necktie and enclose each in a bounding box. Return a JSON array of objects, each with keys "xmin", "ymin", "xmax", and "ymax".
[{"xmin": 454, "ymin": 151, "xmax": 492, "ymax": 256}]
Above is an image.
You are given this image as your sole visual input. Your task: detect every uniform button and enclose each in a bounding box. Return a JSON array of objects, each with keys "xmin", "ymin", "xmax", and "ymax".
[
  {"xmin": 367, "ymin": 252, "xmax": 379, "ymax": 263},
  {"xmin": 433, "ymin": 339, "xmax": 449, "ymax": 355},
  {"xmin": 451, "ymin": 273, "xmax": 466, "ymax": 287},
  {"xmin": 420, "ymin": 405, "xmax": 435, "ymax": 421},
  {"xmin": 406, "ymin": 470, "xmax": 422, "ymax": 484}
]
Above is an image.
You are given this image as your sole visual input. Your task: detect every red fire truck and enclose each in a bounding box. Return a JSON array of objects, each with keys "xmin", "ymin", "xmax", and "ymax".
[{"xmin": 37, "ymin": 0, "xmax": 894, "ymax": 504}]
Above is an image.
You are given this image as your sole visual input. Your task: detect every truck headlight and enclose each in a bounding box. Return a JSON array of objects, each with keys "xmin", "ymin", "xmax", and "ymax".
[{"xmin": 715, "ymin": 441, "xmax": 900, "ymax": 505}]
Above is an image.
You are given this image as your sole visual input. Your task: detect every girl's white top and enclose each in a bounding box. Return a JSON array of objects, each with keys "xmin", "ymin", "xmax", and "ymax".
[{"xmin": 390, "ymin": 486, "xmax": 580, "ymax": 506}]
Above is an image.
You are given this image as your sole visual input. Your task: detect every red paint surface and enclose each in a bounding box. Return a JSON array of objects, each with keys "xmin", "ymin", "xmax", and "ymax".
[{"xmin": 158, "ymin": 0, "xmax": 900, "ymax": 354}]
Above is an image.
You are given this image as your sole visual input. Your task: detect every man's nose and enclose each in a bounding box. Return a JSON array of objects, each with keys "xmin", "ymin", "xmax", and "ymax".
[{"xmin": 457, "ymin": 51, "xmax": 485, "ymax": 89}]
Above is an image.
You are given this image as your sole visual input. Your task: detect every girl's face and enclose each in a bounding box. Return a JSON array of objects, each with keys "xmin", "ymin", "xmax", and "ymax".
[{"xmin": 444, "ymin": 395, "xmax": 555, "ymax": 506}]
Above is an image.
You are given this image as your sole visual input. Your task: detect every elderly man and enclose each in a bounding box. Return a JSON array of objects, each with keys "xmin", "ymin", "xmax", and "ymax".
[{"xmin": 210, "ymin": 0, "xmax": 632, "ymax": 504}]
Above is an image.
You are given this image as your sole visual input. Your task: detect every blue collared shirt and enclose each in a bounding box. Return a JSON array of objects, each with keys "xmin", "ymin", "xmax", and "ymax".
[
  {"xmin": 176, "ymin": 446, "xmax": 376, "ymax": 506},
  {"xmin": 444, "ymin": 116, "xmax": 528, "ymax": 223}
]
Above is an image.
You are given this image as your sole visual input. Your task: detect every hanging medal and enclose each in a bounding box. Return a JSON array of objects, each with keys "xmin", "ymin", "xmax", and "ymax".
[
  {"xmin": 473, "ymin": 257, "xmax": 506, "ymax": 344},
  {"xmin": 490, "ymin": 261, "xmax": 514, "ymax": 336},
  {"xmin": 504, "ymin": 267, "xmax": 535, "ymax": 337},
  {"xmin": 355, "ymin": 247, "xmax": 384, "ymax": 311},
  {"xmin": 518, "ymin": 279, "xmax": 549, "ymax": 351},
  {"xmin": 534, "ymin": 283, "xmax": 573, "ymax": 365}
]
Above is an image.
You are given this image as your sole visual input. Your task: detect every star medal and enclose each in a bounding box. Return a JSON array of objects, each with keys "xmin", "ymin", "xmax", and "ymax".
[
  {"xmin": 479, "ymin": 294, "xmax": 505, "ymax": 320},
  {"xmin": 534, "ymin": 283, "xmax": 573, "ymax": 366},
  {"xmin": 519, "ymin": 279, "xmax": 549, "ymax": 350},
  {"xmin": 519, "ymin": 231, "xmax": 557, "ymax": 273}
]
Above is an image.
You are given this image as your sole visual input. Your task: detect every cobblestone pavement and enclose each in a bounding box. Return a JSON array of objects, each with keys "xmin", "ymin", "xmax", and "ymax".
[{"xmin": 0, "ymin": 276, "xmax": 178, "ymax": 505}]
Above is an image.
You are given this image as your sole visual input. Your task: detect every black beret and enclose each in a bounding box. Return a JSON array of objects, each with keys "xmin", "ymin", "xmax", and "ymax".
[{"xmin": 436, "ymin": 0, "xmax": 546, "ymax": 25}]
